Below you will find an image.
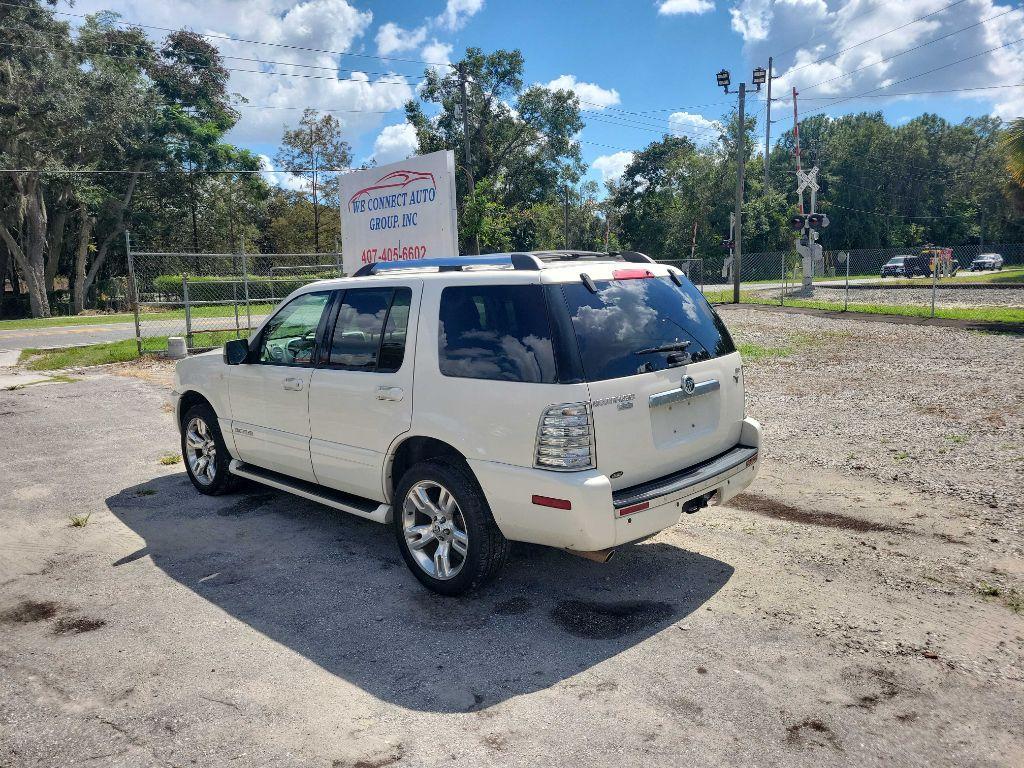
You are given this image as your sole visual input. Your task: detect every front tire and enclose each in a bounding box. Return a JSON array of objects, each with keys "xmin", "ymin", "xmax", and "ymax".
[
  {"xmin": 393, "ymin": 459, "xmax": 509, "ymax": 596},
  {"xmin": 181, "ymin": 403, "xmax": 237, "ymax": 495}
]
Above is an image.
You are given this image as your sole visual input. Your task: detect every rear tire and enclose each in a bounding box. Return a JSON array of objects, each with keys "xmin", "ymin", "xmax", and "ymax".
[
  {"xmin": 392, "ymin": 459, "xmax": 509, "ymax": 596},
  {"xmin": 181, "ymin": 403, "xmax": 237, "ymax": 496}
]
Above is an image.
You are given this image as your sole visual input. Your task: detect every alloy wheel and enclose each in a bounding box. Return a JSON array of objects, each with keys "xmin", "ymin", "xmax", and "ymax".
[
  {"xmin": 401, "ymin": 480, "xmax": 469, "ymax": 580},
  {"xmin": 185, "ymin": 416, "xmax": 217, "ymax": 486}
]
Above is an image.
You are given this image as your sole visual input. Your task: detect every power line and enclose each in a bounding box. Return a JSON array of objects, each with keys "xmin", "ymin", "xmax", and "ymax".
[
  {"xmin": 797, "ymin": 6, "xmax": 1017, "ymax": 93},
  {"xmin": 0, "ymin": 0, "xmax": 454, "ymax": 69},
  {"xmin": 1, "ymin": 39, "xmax": 425, "ymax": 86},
  {"xmin": 791, "ymin": 82, "xmax": 1024, "ymax": 100},
  {"xmin": 799, "ymin": 34, "xmax": 1024, "ymax": 117}
]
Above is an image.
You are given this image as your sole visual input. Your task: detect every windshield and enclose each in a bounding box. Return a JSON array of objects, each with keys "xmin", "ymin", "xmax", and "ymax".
[
  {"xmin": 558, "ymin": 276, "xmax": 735, "ymax": 382},
  {"xmin": 887, "ymin": 257, "xmax": 906, "ymax": 265}
]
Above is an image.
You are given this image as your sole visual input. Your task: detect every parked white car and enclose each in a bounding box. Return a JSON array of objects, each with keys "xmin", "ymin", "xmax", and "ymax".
[
  {"xmin": 172, "ymin": 251, "xmax": 762, "ymax": 595},
  {"xmin": 970, "ymin": 253, "xmax": 1004, "ymax": 271}
]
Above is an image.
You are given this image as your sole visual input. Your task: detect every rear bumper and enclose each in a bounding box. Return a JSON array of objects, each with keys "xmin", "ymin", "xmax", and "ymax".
[{"xmin": 470, "ymin": 417, "xmax": 762, "ymax": 551}]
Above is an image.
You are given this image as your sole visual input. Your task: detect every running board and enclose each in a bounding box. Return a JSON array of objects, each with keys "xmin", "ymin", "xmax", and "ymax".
[{"xmin": 228, "ymin": 460, "xmax": 392, "ymax": 524}]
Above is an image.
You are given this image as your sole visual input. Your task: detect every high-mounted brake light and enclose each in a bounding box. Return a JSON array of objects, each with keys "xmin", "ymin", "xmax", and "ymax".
[
  {"xmin": 612, "ymin": 269, "xmax": 655, "ymax": 280},
  {"xmin": 535, "ymin": 402, "xmax": 595, "ymax": 471}
]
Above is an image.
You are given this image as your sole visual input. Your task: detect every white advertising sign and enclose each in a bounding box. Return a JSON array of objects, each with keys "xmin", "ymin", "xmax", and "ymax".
[{"xmin": 339, "ymin": 149, "xmax": 459, "ymax": 275}]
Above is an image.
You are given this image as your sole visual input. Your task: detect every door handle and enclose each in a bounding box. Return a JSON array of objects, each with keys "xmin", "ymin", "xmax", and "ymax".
[
  {"xmin": 282, "ymin": 377, "xmax": 304, "ymax": 391},
  {"xmin": 376, "ymin": 386, "xmax": 404, "ymax": 401}
]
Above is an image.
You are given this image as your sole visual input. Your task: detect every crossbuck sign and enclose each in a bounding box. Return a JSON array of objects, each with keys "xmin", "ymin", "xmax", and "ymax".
[{"xmin": 339, "ymin": 150, "xmax": 459, "ymax": 275}]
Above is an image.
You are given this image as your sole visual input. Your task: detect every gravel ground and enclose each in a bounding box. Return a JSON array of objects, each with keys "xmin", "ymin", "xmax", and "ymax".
[
  {"xmin": 721, "ymin": 307, "xmax": 1024, "ymax": 521},
  {"xmin": 1, "ymin": 311, "xmax": 1022, "ymax": 767},
  {"xmin": 772, "ymin": 286, "xmax": 1024, "ymax": 309}
]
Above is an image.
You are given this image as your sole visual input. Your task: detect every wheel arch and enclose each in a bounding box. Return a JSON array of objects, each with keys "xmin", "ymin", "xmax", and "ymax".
[
  {"xmin": 385, "ymin": 435, "xmax": 472, "ymax": 503},
  {"xmin": 176, "ymin": 389, "xmax": 215, "ymax": 429}
]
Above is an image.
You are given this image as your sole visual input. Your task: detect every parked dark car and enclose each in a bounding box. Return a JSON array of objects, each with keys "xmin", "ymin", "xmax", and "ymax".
[{"xmin": 881, "ymin": 255, "xmax": 930, "ymax": 277}]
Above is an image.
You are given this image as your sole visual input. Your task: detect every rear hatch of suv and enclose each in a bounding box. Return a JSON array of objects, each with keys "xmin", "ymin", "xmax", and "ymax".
[{"xmin": 547, "ymin": 270, "xmax": 744, "ymax": 492}]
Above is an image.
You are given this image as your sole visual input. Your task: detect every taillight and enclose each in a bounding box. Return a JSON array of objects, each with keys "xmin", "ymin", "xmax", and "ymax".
[{"xmin": 535, "ymin": 402, "xmax": 595, "ymax": 471}]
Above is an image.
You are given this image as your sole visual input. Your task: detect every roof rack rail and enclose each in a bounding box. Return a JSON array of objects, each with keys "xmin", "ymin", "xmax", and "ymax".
[{"xmin": 351, "ymin": 250, "xmax": 653, "ymax": 276}]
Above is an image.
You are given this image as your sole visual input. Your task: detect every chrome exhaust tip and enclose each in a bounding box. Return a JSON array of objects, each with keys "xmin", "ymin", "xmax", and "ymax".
[{"xmin": 565, "ymin": 547, "xmax": 616, "ymax": 564}]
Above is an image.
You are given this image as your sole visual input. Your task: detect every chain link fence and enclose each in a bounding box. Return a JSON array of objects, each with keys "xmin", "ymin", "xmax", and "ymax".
[
  {"xmin": 698, "ymin": 243, "xmax": 1024, "ymax": 321},
  {"xmin": 126, "ymin": 242, "xmax": 342, "ymax": 352}
]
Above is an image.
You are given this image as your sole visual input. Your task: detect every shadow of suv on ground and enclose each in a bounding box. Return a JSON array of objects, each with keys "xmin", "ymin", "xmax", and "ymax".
[{"xmin": 106, "ymin": 473, "xmax": 733, "ymax": 713}]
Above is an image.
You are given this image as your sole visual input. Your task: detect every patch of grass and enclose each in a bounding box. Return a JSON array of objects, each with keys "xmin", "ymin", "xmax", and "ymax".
[
  {"xmin": 737, "ymin": 342, "xmax": 793, "ymax": 362},
  {"xmin": 0, "ymin": 302, "xmax": 276, "ymax": 330},
  {"xmin": 136, "ymin": 488, "xmax": 157, "ymax": 497},
  {"xmin": 18, "ymin": 330, "xmax": 243, "ymax": 371},
  {"xmin": 159, "ymin": 453, "xmax": 182, "ymax": 466},
  {"xmin": 867, "ymin": 267, "xmax": 1024, "ymax": 287},
  {"xmin": 947, "ymin": 434, "xmax": 966, "ymax": 444},
  {"xmin": 68, "ymin": 513, "xmax": 91, "ymax": 527},
  {"xmin": 894, "ymin": 451, "xmax": 910, "ymax": 462},
  {"xmin": 713, "ymin": 292, "xmax": 1024, "ymax": 324}
]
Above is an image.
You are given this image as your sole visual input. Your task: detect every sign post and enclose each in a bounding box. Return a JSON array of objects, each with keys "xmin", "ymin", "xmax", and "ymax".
[{"xmin": 339, "ymin": 150, "xmax": 459, "ymax": 276}]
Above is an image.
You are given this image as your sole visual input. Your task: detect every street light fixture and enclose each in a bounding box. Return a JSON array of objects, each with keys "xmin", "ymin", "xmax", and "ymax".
[
  {"xmin": 752, "ymin": 66, "xmax": 766, "ymax": 86},
  {"xmin": 716, "ymin": 69, "xmax": 731, "ymax": 90}
]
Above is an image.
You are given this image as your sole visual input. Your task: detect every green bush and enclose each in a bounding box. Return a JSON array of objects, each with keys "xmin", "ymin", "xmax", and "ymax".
[{"xmin": 151, "ymin": 272, "xmax": 336, "ymax": 302}]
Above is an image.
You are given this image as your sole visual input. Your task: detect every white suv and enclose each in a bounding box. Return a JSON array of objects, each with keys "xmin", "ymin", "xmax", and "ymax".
[{"xmin": 172, "ymin": 251, "xmax": 762, "ymax": 595}]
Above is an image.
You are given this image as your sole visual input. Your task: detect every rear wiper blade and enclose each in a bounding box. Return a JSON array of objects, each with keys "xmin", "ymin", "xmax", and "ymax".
[{"xmin": 634, "ymin": 341, "xmax": 691, "ymax": 355}]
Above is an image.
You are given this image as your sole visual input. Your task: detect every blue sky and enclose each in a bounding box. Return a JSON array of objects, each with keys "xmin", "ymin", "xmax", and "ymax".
[{"xmin": 65, "ymin": 0, "xmax": 1024, "ymax": 188}]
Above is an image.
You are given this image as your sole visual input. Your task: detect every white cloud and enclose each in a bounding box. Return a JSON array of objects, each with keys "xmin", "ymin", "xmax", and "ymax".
[
  {"xmin": 734, "ymin": 0, "xmax": 1024, "ymax": 121},
  {"xmin": 545, "ymin": 74, "xmax": 621, "ymax": 110},
  {"xmin": 371, "ymin": 123, "xmax": 419, "ymax": 164},
  {"xmin": 67, "ymin": 0, "xmax": 418, "ymax": 146},
  {"xmin": 421, "ymin": 40, "xmax": 455, "ymax": 74},
  {"xmin": 259, "ymin": 154, "xmax": 308, "ymax": 192},
  {"xmin": 375, "ymin": 22, "xmax": 427, "ymax": 55},
  {"xmin": 668, "ymin": 111, "xmax": 722, "ymax": 144},
  {"xmin": 592, "ymin": 151, "xmax": 635, "ymax": 182},
  {"xmin": 436, "ymin": 0, "xmax": 484, "ymax": 31},
  {"xmin": 657, "ymin": 0, "xmax": 715, "ymax": 15}
]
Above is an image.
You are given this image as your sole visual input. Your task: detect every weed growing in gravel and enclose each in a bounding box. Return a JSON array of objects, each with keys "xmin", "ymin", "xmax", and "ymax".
[
  {"xmin": 137, "ymin": 488, "xmax": 157, "ymax": 496},
  {"xmin": 68, "ymin": 513, "xmax": 91, "ymax": 527},
  {"xmin": 894, "ymin": 451, "xmax": 910, "ymax": 462},
  {"xmin": 978, "ymin": 581, "xmax": 1024, "ymax": 613},
  {"xmin": 159, "ymin": 454, "xmax": 182, "ymax": 466},
  {"xmin": 947, "ymin": 435, "xmax": 966, "ymax": 444},
  {"xmin": 978, "ymin": 581, "xmax": 1001, "ymax": 597}
]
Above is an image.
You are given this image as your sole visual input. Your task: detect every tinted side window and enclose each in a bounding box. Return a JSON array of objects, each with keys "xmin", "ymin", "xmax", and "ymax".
[
  {"xmin": 258, "ymin": 291, "xmax": 331, "ymax": 366},
  {"xmin": 378, "ymin": 289, "xmax": 411, "ymax": 373},
  {"xmin": 438, "ymin": 285, "xmax": 556, "ymax": 383},
  {"xmin": 329, "ymin": 287, "xmax": 412, "ymax": 371}
]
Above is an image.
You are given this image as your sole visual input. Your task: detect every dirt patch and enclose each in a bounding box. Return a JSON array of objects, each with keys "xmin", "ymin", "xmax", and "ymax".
[
  {"xmin": 786, "ymin": 719, "xmax": 842, "ymax": 751},
  {"xmin": 551, "ymin": 600, "xmax": 675, "ymax": 639},
  {"xmin": 729, "ymin": 493, "xmax": 898, "ymax": 533},
  {"xmin": 52, "ymin": 616, "xmax": 106, "ymax": 635},
  {"xmin": 0, "ymin": 599, "xmax": 60, "ymax": 624}
]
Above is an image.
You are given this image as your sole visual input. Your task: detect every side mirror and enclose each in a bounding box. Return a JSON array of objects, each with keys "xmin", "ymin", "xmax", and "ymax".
[{"xmin": 224, "ymin": 338, "xmax": 249, "ymax": 365}]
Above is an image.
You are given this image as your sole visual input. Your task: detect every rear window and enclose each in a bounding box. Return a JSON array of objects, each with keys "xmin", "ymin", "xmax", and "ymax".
[
  {"xmin": 438, "ymin": 285, "xmax": 556, "ymax": 383},
  {"xmin": 558, "ymin": 276, "xmax": 735, "ymax": 382}
]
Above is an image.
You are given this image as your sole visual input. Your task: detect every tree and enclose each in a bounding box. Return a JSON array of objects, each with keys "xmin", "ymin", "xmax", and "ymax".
[
  {"xmin": 406, "ymin": 47, "xmax": 584, "ymax": 253},
  {"xmin": 275, "ymin": 109, "xmax": 351, "ymax": 254},
  {"xmin": 1004, "ymin": 117, "xmax": 1024, "ymax": 185}
]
